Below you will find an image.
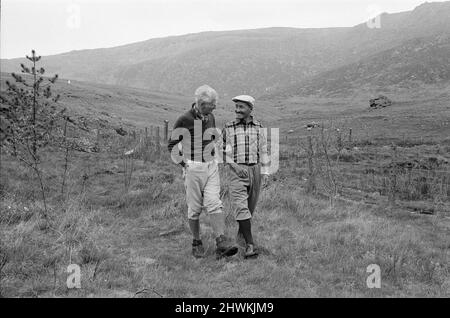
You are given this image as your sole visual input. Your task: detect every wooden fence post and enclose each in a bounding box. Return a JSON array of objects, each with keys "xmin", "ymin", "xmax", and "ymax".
[
  {"xmin": 164, "ymin": 120, "xmax": 169, "ymax": 143},
  {"xmin": 306, "ymin": 135, "xmax": 316, "ymax": 194},
  {"xmin": 389, "ymin": 144, "xmax": 398, "ymax": 206},
  {"xmin": 96, "ymin": 126, "xmax": 101, "ymax": 151},
  {"xmin": 156, "ymin": 126, "xmax": 161, "ymax": 156},
  {"xmin": 336, "ymin": 129, "xmax": 343, "ymax": 152},
  {"xmin": 144, "ymin": 127, "xmax": 149, "ymax": 163}
]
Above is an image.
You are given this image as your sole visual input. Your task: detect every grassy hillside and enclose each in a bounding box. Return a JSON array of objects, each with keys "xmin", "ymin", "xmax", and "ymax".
[
  {"xmin": 270, "ymin": 84, "xmax": 450, "ymax": 140},
  {"xmin": 0, "ymin": 72, "xmax": 281, "ymax": 135}
]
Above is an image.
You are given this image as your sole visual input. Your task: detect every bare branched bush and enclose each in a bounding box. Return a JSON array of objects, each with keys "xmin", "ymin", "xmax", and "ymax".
[{"xmin": 317, "ymin": 124, "xmax": 339, "ymax": 204}]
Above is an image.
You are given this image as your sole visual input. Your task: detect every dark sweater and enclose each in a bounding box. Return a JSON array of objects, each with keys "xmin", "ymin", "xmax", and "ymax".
[{"xmin": 167, "ymin": 104, "xmax": 217, "ymax": 166}]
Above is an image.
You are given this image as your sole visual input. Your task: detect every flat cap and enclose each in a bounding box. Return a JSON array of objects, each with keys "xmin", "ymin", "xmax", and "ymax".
[{"xmin": 232, "ymin": 95, "xmax": 255, "ymax": 108}]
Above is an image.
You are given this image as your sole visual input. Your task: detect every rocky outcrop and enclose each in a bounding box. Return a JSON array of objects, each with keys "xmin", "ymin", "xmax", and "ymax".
[
  {"xmin": 370, "ymin": 95, "xmax": 392, "ymax": 109},
  {"xmin": 115, "ymin": 127, "xmax": 127, "ymax": 136},
  {"xmin": 304, "ymin": 122, "xmax": 320, "ymax": 130}
]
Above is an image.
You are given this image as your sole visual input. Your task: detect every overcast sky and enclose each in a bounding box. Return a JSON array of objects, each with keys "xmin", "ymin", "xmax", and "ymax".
[{"xmin": 1, "ymin": 0, "xmax": 426, "ymax": 59}]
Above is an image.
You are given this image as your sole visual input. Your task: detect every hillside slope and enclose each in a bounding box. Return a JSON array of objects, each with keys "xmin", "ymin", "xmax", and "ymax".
[
  {"xmin": 2, "ymin": 2, "xmax": 450, "ymax": 97},
  {"xmin": 0, "ymin": 72, "xmax": 280, "ymax": 133},
  {"xmin": 266, "ymin": 34, "xmax": 450, "ymax": 98}
]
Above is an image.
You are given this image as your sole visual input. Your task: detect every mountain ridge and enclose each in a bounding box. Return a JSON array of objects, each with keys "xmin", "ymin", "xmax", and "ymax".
[
  {"xmin": 265, "ymin": 33, "xmax": 450, "ymax": 98},
  {"xmin": 1, "ymin": 1, "xmax": 449, "ymax": 98}
]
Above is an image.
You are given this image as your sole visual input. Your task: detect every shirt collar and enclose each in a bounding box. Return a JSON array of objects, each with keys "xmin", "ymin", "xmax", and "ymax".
[
  {"xmin": 236, "ymin": 115, "xmax": 255, "ymax": 125},
  {"xmin": 191, "ymin": 103, "xmax": 207, "ymax": 122}
]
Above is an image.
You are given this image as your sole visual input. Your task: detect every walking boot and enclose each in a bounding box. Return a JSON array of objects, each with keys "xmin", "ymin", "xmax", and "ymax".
[
  {"xmin": 192, "ymin": 239, "xmax": 205, "ymax": 258},
  {"xmin": 244, "ymin": 243, "xmax": 259, "ymax": 259},
  {"xmin": 215, "ymin": 235, "xmax": 238, "ymax": 259}
]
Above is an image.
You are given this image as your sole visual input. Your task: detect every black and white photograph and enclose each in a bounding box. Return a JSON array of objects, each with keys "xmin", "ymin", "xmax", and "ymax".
[{"xmin": 0, "ymin": 0, "xmax": 449, "ymax": 301}]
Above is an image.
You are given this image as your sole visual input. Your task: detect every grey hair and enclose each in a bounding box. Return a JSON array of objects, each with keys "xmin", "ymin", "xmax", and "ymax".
[{"xmin": 195, "ymin": 85, "xmax": 218, "ymax": 104}]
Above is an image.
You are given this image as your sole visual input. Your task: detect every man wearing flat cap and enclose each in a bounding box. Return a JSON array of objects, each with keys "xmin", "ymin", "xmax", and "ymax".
[{"xmin": 221, "ymin": 95, "xmax": 270, "ymax": 258}]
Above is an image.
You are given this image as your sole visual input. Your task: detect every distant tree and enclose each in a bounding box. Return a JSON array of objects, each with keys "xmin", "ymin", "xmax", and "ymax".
[{"xmin": 0, "ymin": 50, "xmax": 65, "ymax": 219}]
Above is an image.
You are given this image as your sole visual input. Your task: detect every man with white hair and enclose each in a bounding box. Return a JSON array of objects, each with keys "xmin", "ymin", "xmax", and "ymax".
[{"xmin": 168, "ymin": 85, "xmax": 238, "ymax": 259}]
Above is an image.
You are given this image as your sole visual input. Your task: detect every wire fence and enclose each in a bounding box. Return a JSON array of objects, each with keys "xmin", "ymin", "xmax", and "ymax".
[
  {"xmin": 95, "ymin": 120, "xmax": 450, "ymax": 210},
  {"xmin": 275, "ymin": 126, "xmax": 450, "ymax": 209}
]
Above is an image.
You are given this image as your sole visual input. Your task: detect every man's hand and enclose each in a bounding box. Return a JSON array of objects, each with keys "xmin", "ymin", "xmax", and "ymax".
[
  {"xmin": 261, "ymin": 174, "xmax": 269, "ymax": 188},
  {"xmin": 229, "ymin": 163, "xmax": 248, "ymax": 178}
]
